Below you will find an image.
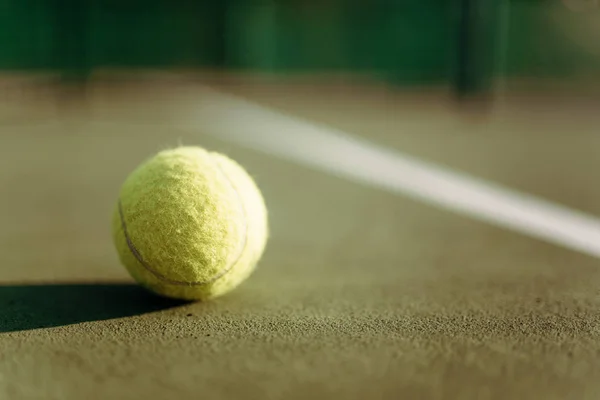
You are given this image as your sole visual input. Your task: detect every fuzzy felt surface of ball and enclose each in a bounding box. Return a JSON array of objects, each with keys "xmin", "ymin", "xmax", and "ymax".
[{"xmin": 112, "ymin": 146, "xmax": 268, "ymax": 301}]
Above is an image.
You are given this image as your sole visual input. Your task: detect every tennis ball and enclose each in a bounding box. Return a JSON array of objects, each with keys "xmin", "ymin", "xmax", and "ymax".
[{"xmin": 112, "ymin": 146, "xmax": 268, "ymax": 301}]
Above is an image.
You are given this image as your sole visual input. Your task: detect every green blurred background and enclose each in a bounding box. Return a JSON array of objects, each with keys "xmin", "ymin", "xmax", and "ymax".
[{"xmin": 0, "ymin": 0, "xmax": 598, "ymax": 94}]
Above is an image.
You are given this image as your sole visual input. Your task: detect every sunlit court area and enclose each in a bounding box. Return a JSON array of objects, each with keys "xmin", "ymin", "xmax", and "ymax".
[{"xmin": 2, "ymin": 1, "xmax": 600, "ymax": 399}]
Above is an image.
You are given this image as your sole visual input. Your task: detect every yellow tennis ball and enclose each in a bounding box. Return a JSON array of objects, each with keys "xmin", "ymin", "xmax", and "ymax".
[{"xmin": 112, "ymin": 146, "xmax": 268, "ymax": 301}]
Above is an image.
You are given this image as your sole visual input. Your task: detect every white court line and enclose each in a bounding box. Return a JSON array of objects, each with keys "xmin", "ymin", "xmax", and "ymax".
[{"xmin": 176, "ymin": 86, "xmax": 600, "ymax": 259}]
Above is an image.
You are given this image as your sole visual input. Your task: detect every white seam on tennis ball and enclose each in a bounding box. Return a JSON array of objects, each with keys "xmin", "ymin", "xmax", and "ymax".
[
  {"xmin": 205, "ymin": 153, "xmax": 249, "ymax": 283},
  {"xmin": 118, "ymin": 154, "xmax": 249, "ymax": 286}
]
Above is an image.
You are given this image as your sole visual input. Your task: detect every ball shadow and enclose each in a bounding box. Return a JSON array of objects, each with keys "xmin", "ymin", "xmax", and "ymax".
[{"xmin": 0, "ymin": 283, "xmax": 189, "ymax": 333}]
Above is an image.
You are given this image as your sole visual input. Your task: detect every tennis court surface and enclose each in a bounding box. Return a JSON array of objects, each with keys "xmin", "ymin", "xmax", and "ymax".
[{"xmin": 1, "ymin": 75, "xmax": 600, "ymax": 399}]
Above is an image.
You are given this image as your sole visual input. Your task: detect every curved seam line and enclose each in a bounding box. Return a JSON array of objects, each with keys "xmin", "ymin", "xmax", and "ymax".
[{"xmin": 119, "ymin": 156, "xmax": 249, "ymax": 286}]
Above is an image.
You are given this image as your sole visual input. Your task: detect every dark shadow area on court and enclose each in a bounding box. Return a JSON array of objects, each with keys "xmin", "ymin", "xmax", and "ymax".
[{"xmin": 0, "ymin": 283, "xmax": 188, "ymax": 333}]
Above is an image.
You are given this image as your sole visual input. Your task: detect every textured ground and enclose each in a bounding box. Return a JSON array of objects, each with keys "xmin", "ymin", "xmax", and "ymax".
[{"xmin": 1, "ymin": 74, "xmax": 600, "ymax": 400}]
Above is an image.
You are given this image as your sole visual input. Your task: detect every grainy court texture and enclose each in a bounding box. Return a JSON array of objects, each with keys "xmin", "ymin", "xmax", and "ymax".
[{"xmin": 1, "ymin": 74, "xmax": 600, "ymax": 400}]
